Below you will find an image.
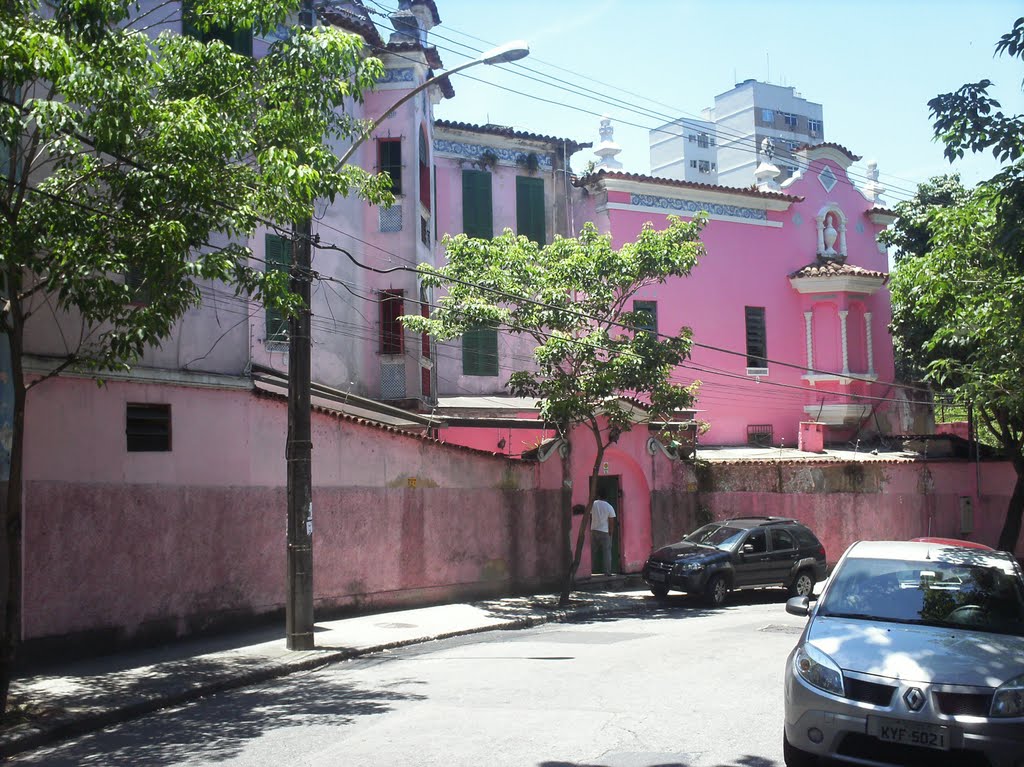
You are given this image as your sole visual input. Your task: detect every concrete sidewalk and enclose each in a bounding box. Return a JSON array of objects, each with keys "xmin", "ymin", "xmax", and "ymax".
[{"xmin": 0, "ymin": 576, "xmax": 651, "ymax": 758}]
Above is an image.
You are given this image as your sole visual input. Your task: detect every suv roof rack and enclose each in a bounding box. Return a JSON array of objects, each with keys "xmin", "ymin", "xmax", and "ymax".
[{"xmin": 726, "ymin": 516, "xmax": 797, "ymax": 526}]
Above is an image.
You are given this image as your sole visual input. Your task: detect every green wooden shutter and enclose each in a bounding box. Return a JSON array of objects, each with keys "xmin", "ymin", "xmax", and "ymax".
[
  {"xmin": 265, "ymin": 234, "xmax": 291, "ymax": 342},
  {"xmin": 463, "ymin": 325, "xmax": 498, "ymax": 376},
  {"xmin": 745, "ymin": 306, "xmax": 766, "ymax": 367},
  {"xmin": 516, "ymin": 176, "xmax": 545, "ymax": 245},
  {"xmin": 462, "ymin": 170, "xmax": 492, "ymax": 239}
]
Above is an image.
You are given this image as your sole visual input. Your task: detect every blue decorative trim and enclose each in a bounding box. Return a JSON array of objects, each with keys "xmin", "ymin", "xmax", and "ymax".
[
  {"xmin": 629, "ymin": 194, "xmax": 768, "ymax": 221},
  {"xmin": 433, "ymin": 139, "xmax": 554, "ymax": 171},
  {"xmin": 378, "ymin": 68, "xmax": 415, "ymax": 84}
]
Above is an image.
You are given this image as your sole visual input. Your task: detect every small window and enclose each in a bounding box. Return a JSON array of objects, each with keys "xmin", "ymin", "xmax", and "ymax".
[
  {"xmin": 127, "ymin": 403, "xmax": 171, "ymax": 452},
  {"xmin": 745, "ymin": 306, "xmax": 767, "ymax": 369},
  {"xmin": 182, "ymin": 0, "xmax": 253, "ymax": 55},
  {"xmin": 689, "ymin": 160, "xmax": 697, "ymax": 169},
  {"xmin": 761, "ymin": 108, "xmax": 775, "ymax": 123},
  {"xmin": 687, "ymin": 134, "xmax": 696, "ymax": 143},
  {"xmin": 298, "ymin": 0, "xmax": 314, "ymax": 28},
  {"xmin": 697, "ymin": 133, "xmax": 710, "ymax": 149},
  {"xmin": 463, "ymin": 325, "xmax": 498, "ymax": 376},
  {"xmin": 698, "ymin": 160, "xmax": 712, "ymax": 174},
  {"xmin": 265, "ymin": 234, "xmax": 291, "ymax": 343},
  {"xmin": 378, "ymin": 138, "xmax": 402, "ymax": 195},
  {"xmin": 418, "ymin": 126, "xmax": 430, "ymax": 212},
  {"xmin": 770, "ymin": 528, "xmax": 797, "ymax": 552},
  {"xmin": 380, "ymin": 289, "xmax": 404, "ymax": 355},
  {"xmin": 783, "ymin": 112, "xmax": 798, "ymax": 129},
  {"xmin": 633, "ymin": 300, "xmax": 657, "ymax": 335},
  {"xmin": 808, "ymin": 118, "xmax": 823, "ymax": 134},
  {"xmin": 420, "ymin": 215, "xmax": 430, "ymax": 247}
]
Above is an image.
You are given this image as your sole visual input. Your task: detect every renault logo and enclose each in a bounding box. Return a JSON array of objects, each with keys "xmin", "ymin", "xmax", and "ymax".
[{"xmin": 903, "ymin": 687, "xmax": 926, "ymax": 712}]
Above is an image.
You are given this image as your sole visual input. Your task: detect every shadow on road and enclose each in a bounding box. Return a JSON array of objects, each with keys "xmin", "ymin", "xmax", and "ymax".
[
  {"xmin": 538, "ymin": 755, "xmax": 779, "ymax": 767},
  {"xmin": 11, "ymin": 673, "xmax": 426, "ymax": 766}
]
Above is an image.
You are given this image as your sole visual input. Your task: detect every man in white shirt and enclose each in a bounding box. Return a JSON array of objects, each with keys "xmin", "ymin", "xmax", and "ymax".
[{"xmin": 590, "ymin": 489, "xmax": 617, "ymax": 576}]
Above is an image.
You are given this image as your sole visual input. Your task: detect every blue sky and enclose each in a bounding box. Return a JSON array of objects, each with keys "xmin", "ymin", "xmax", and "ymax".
[{"xmin": 407, "ymin": 0, "xmax": 1024, "ymax": 205}]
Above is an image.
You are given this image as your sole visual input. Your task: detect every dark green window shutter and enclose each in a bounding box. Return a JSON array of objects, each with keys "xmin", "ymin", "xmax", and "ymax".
[
  {"xmin": 182, "ymin": 0, "xmax": 253, "ymax": 55},
  {"xmin": 462, "ymin": 170, "xmax": 492, "ymax": 239},
  {"xmin": 463, "ymin": 325, "xmax": 498, "ymax": 376},
  {"xmin": 516, "ymin": 176, "xmax": 545, "ymax": 245},
  {"xmin": 745, "ymin": 306, "xmax": 767, "ymax": 368},
  {"xmin": 265, "ymin": 234, "xmax": 291, "ymax": 342},
  {"xmin": 633, "ymin": 300, "xmax": 657, "ymax": 335}
]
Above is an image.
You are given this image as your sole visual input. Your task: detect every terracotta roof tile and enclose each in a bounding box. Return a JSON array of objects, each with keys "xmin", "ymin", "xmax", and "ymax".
[
  {"xmin": 383, "ymin": 41, "xmax": 443, "ymax": 69},
  {"xmin": 321, "ymin": 6, "xmax": 385, "ymax": 48},
  {"xmin": 252, "ymin": 387, "xmax": 511, "ymax": 460},
  {"xmin": 577, "ymin": 169, "xmax": 803, "ymax": 203},
  {"xmin": 788, "ymin": 258, "xmax": 888, "ymax": 280},
  {"xmin": 433, "ymin": 119, "xmax": 591, "ymax": 153}
]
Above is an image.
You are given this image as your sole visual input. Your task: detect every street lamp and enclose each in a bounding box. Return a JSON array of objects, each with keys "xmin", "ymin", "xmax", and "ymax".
[{"xmin": 285, "ymin": 40, "xmax": 531, "ymax": 651}]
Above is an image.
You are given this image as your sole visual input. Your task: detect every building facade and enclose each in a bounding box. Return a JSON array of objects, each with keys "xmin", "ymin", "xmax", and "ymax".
[{"xmin": 650, "ymin": 79, "xmax": 825, "ymax": 187}]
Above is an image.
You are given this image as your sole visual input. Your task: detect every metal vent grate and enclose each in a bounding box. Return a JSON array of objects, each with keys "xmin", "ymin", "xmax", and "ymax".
[
  {"xmin": 379, "ymin": 204, "xmax": 402, "ymax": 232},
  {"xmin": 380, "ymin": 361, "xmax": 406, "ymax": 400}
]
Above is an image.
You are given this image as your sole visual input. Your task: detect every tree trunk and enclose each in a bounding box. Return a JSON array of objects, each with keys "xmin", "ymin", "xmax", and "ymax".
[
  {"xmin": 0, "ymin": 321, "xmax": 25, "ymax": 719},
  {"xmin": 997, "ymin": 459, "xmax": 1024, "ymax": 553},
  {"xmin": 558, "ymin": 445, "xmax": 603, "ymax": 606}
]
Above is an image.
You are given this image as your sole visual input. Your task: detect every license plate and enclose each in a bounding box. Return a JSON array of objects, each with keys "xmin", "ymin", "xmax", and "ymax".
[
  {"xmin": 648, "ymin": 571, "xmax": 666, "ymax": 582},
  {"xmin": 869, "ymin": 717, "xmax": 949, "ymax": 751}
]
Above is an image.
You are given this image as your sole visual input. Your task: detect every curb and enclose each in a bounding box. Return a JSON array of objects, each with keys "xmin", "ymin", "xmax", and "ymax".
[{"xmin": 0, "ymin": 594, "xmax": 649, "ymax": 758}]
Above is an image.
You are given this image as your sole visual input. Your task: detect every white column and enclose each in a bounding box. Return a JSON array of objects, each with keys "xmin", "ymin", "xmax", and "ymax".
[
  {"xmin": 815, "ymin": 216, "xmax": 825, "ymax": 254},
  {"xmin": 865, "ymin": 311, "xmax": 875, "ymax": 376},
  {"xmin": 839, "ymin": 222, "xmax": 848, "ymax": 258},
  {"xmin": 839, "ymin": 310, "xmax": 850, "ymax": 376},
  {"xmin": 804, "ymin": 311, "xmax": 814, "ymax": 374}
]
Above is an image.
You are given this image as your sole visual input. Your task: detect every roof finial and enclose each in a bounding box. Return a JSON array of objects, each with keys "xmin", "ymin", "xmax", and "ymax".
[{"xmin": 594, "ymin": 115, "xmax": 623, "ymax": 171}]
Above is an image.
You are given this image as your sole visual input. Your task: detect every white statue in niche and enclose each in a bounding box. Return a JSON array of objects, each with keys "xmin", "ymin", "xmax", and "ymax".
[
  {"xmin": 816, "ymin": 206, "xmax": 847, "ymax": 260},
  {"xmin": 823, "ymin": 213, "xmax": 838, "ymax": 255}
]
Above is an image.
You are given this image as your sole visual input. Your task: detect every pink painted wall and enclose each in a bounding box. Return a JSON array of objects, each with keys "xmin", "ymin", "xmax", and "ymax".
[
  {"xmin": 678, "ymin": 458, "xmax": 1023, "ymax": 564},
  {"xmin": 22, "ymin": 378, "xmax": 566, "ymax": 646},
  {"xmin": 576, "ymin": 155, "xmax": 896, "ymax": 448}
]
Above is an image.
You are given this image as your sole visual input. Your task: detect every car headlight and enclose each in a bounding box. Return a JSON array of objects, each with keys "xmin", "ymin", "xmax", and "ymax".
[
  {"xmin": 794, "ymin": 643, "xmax": 844, "ymax": 696},
  {"xmin": 992, "ymin": 674, "xmax": 1024, "ymax": 717},
  {"xmin": 674, "ymin": 561, "xmax": 704, "ymax": 572}
]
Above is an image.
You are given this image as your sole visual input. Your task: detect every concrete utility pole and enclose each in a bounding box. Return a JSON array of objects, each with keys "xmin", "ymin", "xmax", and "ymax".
[{"xmin": 284, "ymin": 40, "xmax": 530, "ymax": 651}]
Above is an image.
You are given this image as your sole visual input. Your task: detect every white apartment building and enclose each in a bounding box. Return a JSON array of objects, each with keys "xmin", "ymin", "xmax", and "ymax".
[{"xmin": 650, "ymin": 79, "xmax": 824, "ymax": 187}]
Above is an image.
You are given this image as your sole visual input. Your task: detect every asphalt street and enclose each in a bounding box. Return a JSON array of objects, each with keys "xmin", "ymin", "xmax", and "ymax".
[{"xmin": 12, "ymin": 591, "xmax": 809, "ymax": 767}]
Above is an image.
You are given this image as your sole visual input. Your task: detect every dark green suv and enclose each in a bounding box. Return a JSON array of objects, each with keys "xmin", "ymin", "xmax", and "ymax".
[{"xmin": 642, "ymin": 517, "xmax": 828, "ymax": 606}]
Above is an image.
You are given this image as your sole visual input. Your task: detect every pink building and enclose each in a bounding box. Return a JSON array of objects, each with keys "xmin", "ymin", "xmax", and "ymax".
[{"xmin": 9, "ymin": 0, "xmax": 1019, "ymax": 659}]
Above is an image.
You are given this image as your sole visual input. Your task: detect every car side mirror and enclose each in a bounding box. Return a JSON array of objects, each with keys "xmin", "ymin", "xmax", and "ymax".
[
  {"xmin": 786, "ymin": 596, "xmax": 810, "ymax": 617},
  {"xmin": 741, "ymin": 543, "xmax": 754, "ymax": 554}
]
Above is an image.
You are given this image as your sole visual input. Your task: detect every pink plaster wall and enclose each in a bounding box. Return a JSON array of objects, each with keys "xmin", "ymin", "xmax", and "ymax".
[
  {"xmin": 22, "ymin": 378, "xmax": 566, "ymax": 644},
  {"xmin": 685, "ymin": 459, "xmax": 1023, "ymax": 565},
  {"xmin": 575, "ymin": 158, "xmax": 896, "ymax": 447}
]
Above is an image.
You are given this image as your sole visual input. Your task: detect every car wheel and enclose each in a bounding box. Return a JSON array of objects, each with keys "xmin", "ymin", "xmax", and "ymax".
[
  {"xmin": 789, "ymin": 570, "xmax": 815, "ymax": 599},
  {"xmin": 704, "ymin": 574, "xmax": 727, "ymax": 607},
  {"xmin": 650, "ymin": 585, "xmax": 669, "ymax": 599},
  {"xmin": 783, "ymin": 732, "xmax": 817, "ymax": 767}
]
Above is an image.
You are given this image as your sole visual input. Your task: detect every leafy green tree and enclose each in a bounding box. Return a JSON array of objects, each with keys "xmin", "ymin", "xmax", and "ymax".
[
  {"xmin": 889, "ymin": 182, "xmax": 1024, "ymax": 552},
  {"xmin": 886, "ymin": 16, "xmax": 1024, "ymax": 553},
  {"xmin": 405, "ymin": 217, "xmax": 705, "ymax": 605},
  {"xmin": 0, "ymin": 0, "xmax": 391, "ymax": 714},
  {"xmin": 879, "ymin": 175, "xmax": 970, "ymax": 383}
]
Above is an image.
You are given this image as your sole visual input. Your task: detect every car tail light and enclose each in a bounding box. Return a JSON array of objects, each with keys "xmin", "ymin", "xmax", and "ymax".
[{"xmin": 816, "ymin": 543, "xmax": 826, "ymax": 559}]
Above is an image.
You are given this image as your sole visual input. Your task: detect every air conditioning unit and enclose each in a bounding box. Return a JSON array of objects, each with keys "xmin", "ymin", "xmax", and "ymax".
[{"xmin": 809, "ymin": 131, "xmax": 819, "ymax": 139}]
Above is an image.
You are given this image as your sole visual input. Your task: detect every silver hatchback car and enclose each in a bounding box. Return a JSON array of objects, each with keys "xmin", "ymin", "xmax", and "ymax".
[{"xmin": 783, "ymin": 539, "xmax": 1024, "ymax": 767}]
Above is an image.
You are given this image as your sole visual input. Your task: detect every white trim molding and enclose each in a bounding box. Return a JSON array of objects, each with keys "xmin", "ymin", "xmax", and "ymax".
[{"xmin": 803, "ymin": 403, "xmax": 871, "ymax": 425}]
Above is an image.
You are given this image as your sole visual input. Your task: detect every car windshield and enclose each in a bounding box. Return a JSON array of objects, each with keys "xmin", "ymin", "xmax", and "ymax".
[
  {"xmin": 684, "ymin": 524, "xmax": 745, "ymax": 550},
  {"xmin": 819, "ymin": 555, "xmax": 1024, "ymax": 636}
]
